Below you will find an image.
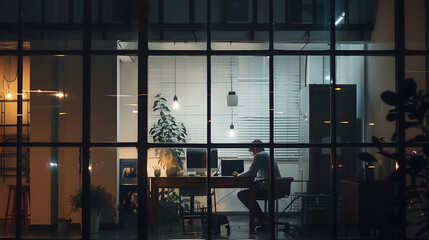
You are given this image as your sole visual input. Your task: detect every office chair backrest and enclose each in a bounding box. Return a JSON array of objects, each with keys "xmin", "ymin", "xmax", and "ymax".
[{"xmin": 274, "ymin": 177, "xmax": 293, "ymax": 199}]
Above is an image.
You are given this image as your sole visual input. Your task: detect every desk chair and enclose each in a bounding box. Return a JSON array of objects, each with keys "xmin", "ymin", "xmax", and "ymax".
[
  {"xmin": 179, "ymin": 188, "xmax": 216, "ymax": 235},
  {"xmin": 257, "ymin": 177, "xmax": 293, "ymax": 232}
]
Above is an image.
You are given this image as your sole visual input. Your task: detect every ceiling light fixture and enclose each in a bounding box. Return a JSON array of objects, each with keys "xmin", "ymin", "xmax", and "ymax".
[{"xmin": 226, "ymin": 57, "xmax": 238, "ymax": 107}]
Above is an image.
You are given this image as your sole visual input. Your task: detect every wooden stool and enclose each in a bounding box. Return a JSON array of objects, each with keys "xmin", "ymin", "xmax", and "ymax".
[{"xmin": 3, "ymin": 185, "xmax": 31, "ymax": 232}]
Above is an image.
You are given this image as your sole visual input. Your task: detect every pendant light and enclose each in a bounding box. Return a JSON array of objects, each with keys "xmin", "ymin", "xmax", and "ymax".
[
  {"xmin": 229, "ymin": 108, "xmax": 235, "ymax": 137},
  {"xmin": 172, "ymin": 56, "xmax": 180, "ymax": 110},
  {"xmin": 226, "ymin": 57, "xmax": 238, "ymax": 107}
]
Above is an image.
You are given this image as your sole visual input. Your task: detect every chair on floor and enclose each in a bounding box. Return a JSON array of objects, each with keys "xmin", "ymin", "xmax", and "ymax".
[
  {"xmin": 179, "ymin": 188, "xmax": 229, "ymax": 235},
  {"xmin": 257, "ymin": 177, "xmax": 294, "ymax": 232}
]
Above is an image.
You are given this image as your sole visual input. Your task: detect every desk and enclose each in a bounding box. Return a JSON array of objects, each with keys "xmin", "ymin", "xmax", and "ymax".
[{"xmin": 150, "ymin": 176, "xmax": 255, "ymax": 233}]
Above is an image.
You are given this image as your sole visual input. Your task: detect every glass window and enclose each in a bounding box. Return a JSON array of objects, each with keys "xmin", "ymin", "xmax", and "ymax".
[
  {"xmin": 28, "ymin": 55, "xmax": 83, "ymax": 142},
  {"xmin": 91, "ymin": 55, "xmax": 137, "ymax": 143},
  {"xmin": 149, "ymin": 0, "xmax": 207, "ymax": 50},
  {"xmin": 211, "ymin": 56, "xmax": 269, "ymax": 143},
  {"xmin": 0, "ymin": 0, "xmax": 18, "ymax": 50},
  {"xmin": 211, "ymin": 0, "xmax": 269, "ymax": 50},
  {"xmin": 148, "ymin": 56, "xmax": 207, "ymax": 144},
  {"xmin": 274, "ymin": 0, "xmax": 330, "ymax": 50},
  {"xmin": 336, "ymin": 56, "xmax": 396, "ymax": 143},
  {"xmin": 336, "ymin": 0, "xmax": 394, "ymax": 50},
  {"xmin": 274, "ymin": 56, "xmax": 330, "ymax": 143},
  {"xmin": 405, "ymin": 0, "xmax": 426, "ymax": 50},
  {"xmin": 91, "ymin": 0, "xmax": 138, "ymax": 50},
  {"xmin": 23, "ymin": 0, "xmax": 83, "ymax": 50}
]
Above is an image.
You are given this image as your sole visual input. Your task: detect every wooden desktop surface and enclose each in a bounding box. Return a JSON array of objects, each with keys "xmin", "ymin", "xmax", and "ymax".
[{"xmin": 149, "ymin": 176, "xmax": 256, "ymax": 233}]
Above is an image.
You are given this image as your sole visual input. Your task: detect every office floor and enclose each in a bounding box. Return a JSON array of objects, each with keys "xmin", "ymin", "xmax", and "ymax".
[{"xmin": 0, "ymin": 216, "xmax": 395, "ymax": 240}]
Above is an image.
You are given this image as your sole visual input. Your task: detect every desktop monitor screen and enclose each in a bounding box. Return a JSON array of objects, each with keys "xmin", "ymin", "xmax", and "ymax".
[
  {"xmin": 221, "ymin": 160, "xmax": 244, "ymax": 176},
  {"xmin": 186, "ymin": 148, "xmax": 218, "ymax": 173}
]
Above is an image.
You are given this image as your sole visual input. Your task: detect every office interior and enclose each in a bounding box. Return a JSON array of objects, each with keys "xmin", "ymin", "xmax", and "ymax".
[{"xmin": 0, "ymin": 0, "xmax": 428, "ymax": 239}]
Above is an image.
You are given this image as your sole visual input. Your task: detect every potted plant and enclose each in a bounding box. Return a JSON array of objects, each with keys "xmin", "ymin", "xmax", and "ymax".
[
  {"xmin": 58, "ymin": 214, "xmax": 72, "ymax": 233},
  {"xmin": 69, "ymin": 185, "xmax": 116, "ymax": 233},
  {"xmin": 149, "ymin": 94, "xmax": 187, "ymax": 176}
]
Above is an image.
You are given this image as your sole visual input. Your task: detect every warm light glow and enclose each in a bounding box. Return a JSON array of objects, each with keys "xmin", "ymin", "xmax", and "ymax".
[
  {"xmin": 132, "ymin": 110, "xmax": 138, "ymax": 114},
  {"xmin": 368, "ymin": 122, "xmax": 375, "ymax": 126},
  {"xmin": 56, "ymin": 92, "xmax": 64, "ymax": 98},
  {"xmin": 229, "ymin": 128, "xmax": 235, "ymax": 137},
  {"xmin": 323, "ymin": 121, "xmax": 331, "ymax": 124},
  {"xmin": 338, "ymin": 165, "xmax": 343, "ymax": 168},
  {"xmin": 6, "ymin": 92, "xmax": 12, "ymax": 99},
  {"xmin": 335, "ymin": 87, "xmax": 342, "ymax": 91},
  {"xmin": 88, "ymin": 166, "xmax": 92, "ymax": 170},
  {"xmin": 59, "ymin": 112, "xmax": 67, "ymax": 115},
  {"xmin": 339, "ymin": 121, "xmax": 349, "ymax": 124},
  {"xmin": 38, "ymin": 90, "xmax": 42, "ymax": 93},
  {"xmin": 229, "ymin": 124, "xmax": 235, "ymax": 137},
  {"xmin": 172, "ymin": 95, "xmax": 180, "ymax": 110},
  {"xmin": 367, "ymin": 165, "xmax": 375, "ymax": 169},
  {"xmin": 396, "ymin": 162, "xmax": 399, "ymax": 170}
]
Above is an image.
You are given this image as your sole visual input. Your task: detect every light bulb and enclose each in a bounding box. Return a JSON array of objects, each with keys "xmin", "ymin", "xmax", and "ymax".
[
  {"xmin": 56, "ymin": 92, "xmax": 64, "ymax": 98},
  {"xmin": 229, "ymin": 124, "xmax": 235, "ymax": 137},
  {"xmin": 172, "ymin": 95, "xmax": 180, "ymax": 110},
  {"xmin": 6, "ymin": 92, "xmax": 12, "ymax": 99}
]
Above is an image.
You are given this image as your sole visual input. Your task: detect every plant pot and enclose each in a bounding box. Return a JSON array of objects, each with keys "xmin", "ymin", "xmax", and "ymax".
[
  {"xmin": 58, "ymin": 219, "xmax": 71, "ymax": 233},
  {"xmin": 166, "ymin": 165, "xmax": 178, "ymax": 177},
  {"xmin": 91, "ymin": 208, "xmax": 101, "ymax": 233}
]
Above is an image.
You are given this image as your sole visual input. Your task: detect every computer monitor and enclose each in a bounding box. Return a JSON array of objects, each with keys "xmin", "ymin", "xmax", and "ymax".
[
  {"xmin": 186, "ymin": 148, "xmax": 218, "ymax": 174},
  {"xmin": 221, "ymin": 159, "xmax": 244, "ymax": 176}
]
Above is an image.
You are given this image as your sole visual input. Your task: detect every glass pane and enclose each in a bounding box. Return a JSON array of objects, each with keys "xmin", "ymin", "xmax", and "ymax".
[
  {"xmin": 336, "ymin": 56, "xmax": 395, "ymax": 143},
  {"xmin": 405, "ymin": 56, "xmax": 429, "ymax": 142},
  {"xmin": 91, "ymin": 0, "xmax": 138, "ymax": 50},
  {"xmin": 405, "ymin": 0, "xmax": 426, "ymax": 50},
  {"xmin": 275, "ymin": 0, "xmax": 330, "ymax": 50},
  {"xmin": 273, "ymin": 148, "xmax": 332, "ymax": 239},
  {"xmin": 336, "ymin": 0, "xmax": 393, "ymax": 50},
  {"xmin": 149, "ymin": 0, "xmax": 207, "ymax": 50},
  {"xmin": 274, "ymin": 56, "xmax": 330, "ymax": 143},
  {"xmin": 211, "ymin": 0, "xmax": 268, "ymax": 50},
  {"xmin": 28, "ymin": 55, "xmax": 83, "ymax": 142},
  {"xmin": 148, "ymin": 56, "xmax": 207, "ymax": 144},
  {"xmin": 20, "ymin": 147, "xmax": 81, "ymax": 239},
  {"xmin": 0, "ymin": 56, "xmax": 19, "ymax": 143},
  {"xmin": 91, "ymin": 55, "xmax": 137, "ymax": 142},
  {"xmin": 23, "ymin": 0, "xmax": 83, "ymax": 50},
  {"xmin": 211, "ymin": 56, "xmax": 269, "ymax": 143},
  {"xmin": 90, "ymin": 147, "xmax": 137, "ymax": 238},
  {"xmin": 148, "ymin": 147, "xmax": 208, "ymax": 239},
  {"xmin": 337, "ymin": 147, "xmax": 397, "ymax": 239},
  {"xmin": 0, "ymin": 147, "xmax": 16, "ymax": 238},
  {"xmin": 0, "ymin": 0, "xmax": 18, "ymax": 50}
]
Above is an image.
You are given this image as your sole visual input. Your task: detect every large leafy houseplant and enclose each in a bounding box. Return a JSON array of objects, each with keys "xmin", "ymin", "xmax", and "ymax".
[
  {"xmin": 69, "ymin": 185, "xmax": 116, "ymax": 215},
  {"xmin": 362, "ymin": 78, "xmax": 429, "ymax": 237},
  {"xmin": 149, "ymin": 94, "xmax": 187, "ymax": 175}
]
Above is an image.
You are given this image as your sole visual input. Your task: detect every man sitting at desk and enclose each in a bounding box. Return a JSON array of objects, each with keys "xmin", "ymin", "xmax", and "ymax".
[{"xmin": 232, "ymin": 139, "xmax": 281, "ymax": 226}]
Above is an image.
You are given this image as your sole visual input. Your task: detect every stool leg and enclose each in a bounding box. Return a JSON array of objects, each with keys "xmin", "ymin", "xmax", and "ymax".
[
  {"xmin": 11, "ymin": 189, "xmax": 16, "ymax": 232},
  {"xmin": 23, "ymin": 191, "xmax": 28, "ymax": 231},
  {"xmin": 4, "ymin": 187, "xmax": 12, "ymax": 231}
]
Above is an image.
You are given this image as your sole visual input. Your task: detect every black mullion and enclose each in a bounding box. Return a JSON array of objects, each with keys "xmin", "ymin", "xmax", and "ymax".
[
  {"xmin": 269, "ymin": 0, "xmax": 275, "ymax": 238},
  {"xmin": 329, "ymin": 0, "xmax": 337, "ymax": 239},
  {"xmin": 206, "ymin": 0, "xmax": 212, "ymax": 238},
  {"xmin": 82, "ymin": 0, "xmax": 92, "ymax": 238},
  {"xmin": 69, "ymin": 0, "xmax": 74, "ymax": 24},
  {"xmin": 395, "ymin": 0, "xmax": 406, "ymax": 239},
  {"xmin": 16, "ymin": 0, "xmax": 24, "ymax": 237},
  {"xmin": 138, "ymin": 0, "xmax": 149, "ymax": 239}
]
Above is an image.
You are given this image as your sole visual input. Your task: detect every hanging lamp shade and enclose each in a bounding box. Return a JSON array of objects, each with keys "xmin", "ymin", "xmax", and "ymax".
[{"xmin": 227, "ymin": 91, "xmax": 238, "ymax": 106}]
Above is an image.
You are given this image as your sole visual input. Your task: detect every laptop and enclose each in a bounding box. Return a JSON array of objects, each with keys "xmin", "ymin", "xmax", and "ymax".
[{"xmin": 221, "ymin": 159, "xmax": 244, "ymax": 176}]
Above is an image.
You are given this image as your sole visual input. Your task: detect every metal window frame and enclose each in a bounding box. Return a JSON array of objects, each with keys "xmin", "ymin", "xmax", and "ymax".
[{"xmin": 3, "ymin": 0, "xmax": 414, "ymax": 239}]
